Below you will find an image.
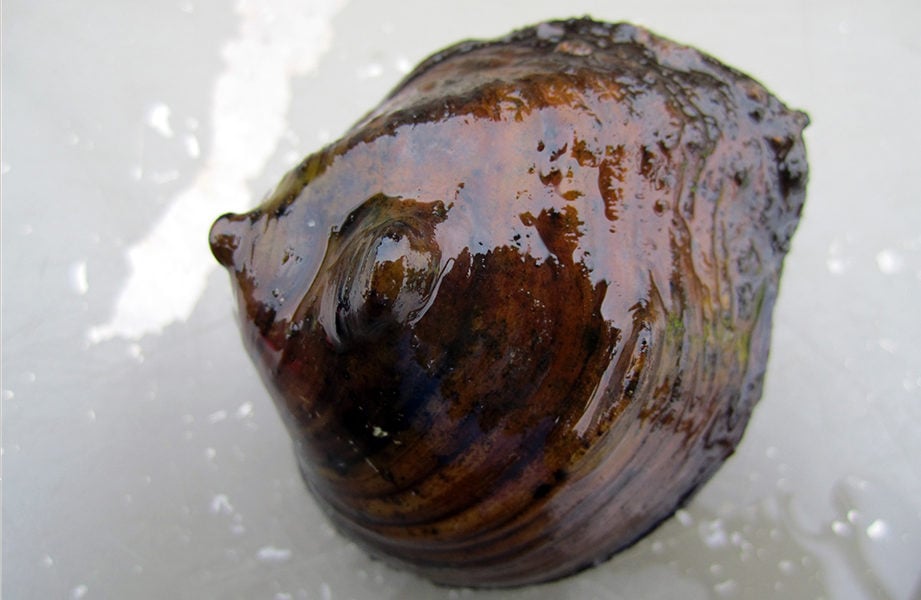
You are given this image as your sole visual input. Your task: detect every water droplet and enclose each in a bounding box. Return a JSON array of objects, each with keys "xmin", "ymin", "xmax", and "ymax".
[
  {"xmin": 675, "ymin": 509, "xmax": 694, "ymax": 526},
  {"xmin": 256, "ymin": 546, "xmax": 292, "ymax": 562},
  {"xmin": 235, "ymin": 402, "xmax": 253, "ymax": 418},
  {"xmin": 826, "ymin": 256, "xmax": 847, "ymax": 274},
  {"xmin": 210, "ymin": 493, "xmax": 233, "ymax": 515},
  {"xmin": 70, "ymin": 261, "xmax": 89, "ymax": 295},
  {"xmin": 128, "ymin": 344, "xmax": 144, "ymax": 363},
  {"xmin": 877, "ymin": 338, "xmax": 898, "ymax": 354},
  {"xmin": 395, "ymin": 56, "xmax": 412, "ymax": 74},
  {"xmin": 865, "ymin": 519, "xmax": 888, "ymax": 540},
  {"xmin": 147, "ymin": 102, "xmax": 174, "ymax": 138},
  {"xmin": 876, "ymin": 249, "xmax": 904, "ymax": 274},
  {"xmin": 182, "ymin": 133, "xmax": 200, "ymax": 158},
  {"xmin": 778, "ymin": 559, "xmax": 795, "ymax": 575},
  {"xmin": 701, "ymin": 519, "xmax": 728, "ymax": 548},
  {"xmin": 831, "ymin": 520, "xmax": 851, "ymax": 536},
  {"xmin": 826, "ymin": 240, "xmax": 850, "ymax": 274},
  {"xmin": 713, "ymin": 579, "xmax": 738, "ymax": 597}
]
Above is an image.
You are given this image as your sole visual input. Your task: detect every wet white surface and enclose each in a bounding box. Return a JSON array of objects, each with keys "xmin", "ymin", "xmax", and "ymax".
[{"xmin": 3, "ymin": 0, "xmax": 920, "ymax": 598}]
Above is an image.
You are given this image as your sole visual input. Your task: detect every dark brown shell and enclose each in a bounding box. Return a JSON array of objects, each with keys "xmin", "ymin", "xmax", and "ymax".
[{"xmin": 210, "ymin": 18, "xmax": 808, "ymax": 587}]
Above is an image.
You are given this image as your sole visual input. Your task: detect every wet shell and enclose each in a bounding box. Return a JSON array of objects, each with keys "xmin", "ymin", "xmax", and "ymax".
[{"xmin": 210, "ymin": 18, "xmax": 808, "ymax": 587}]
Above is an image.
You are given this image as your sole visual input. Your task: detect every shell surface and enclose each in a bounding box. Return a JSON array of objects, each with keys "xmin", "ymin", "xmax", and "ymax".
[{"xmin": 210, "ymin": 18, "xmax": 808, "ymax": 587}]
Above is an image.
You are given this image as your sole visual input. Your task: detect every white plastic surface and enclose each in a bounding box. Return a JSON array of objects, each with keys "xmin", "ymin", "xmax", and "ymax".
[{"xmin": 3, "ymin": 0, "xmax": 920, "ymax": 598}]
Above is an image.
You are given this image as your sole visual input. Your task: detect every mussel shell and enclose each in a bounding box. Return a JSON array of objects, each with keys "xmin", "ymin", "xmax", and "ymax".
[{"xmin": 210, "ymin": 18, "xmax": 807, "ymax": 587}]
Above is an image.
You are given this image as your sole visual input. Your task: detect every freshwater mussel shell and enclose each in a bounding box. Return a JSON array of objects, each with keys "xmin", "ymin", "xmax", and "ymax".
[{"xmin": 210, "ymin": 17, "xmax": 808, "ymax": 587}]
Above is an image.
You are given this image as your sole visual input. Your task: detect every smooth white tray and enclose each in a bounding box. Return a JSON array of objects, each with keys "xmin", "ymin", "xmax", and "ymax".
[{"xmin": 3, "ymin": 1, "xmax": 920, "ymax": 598}]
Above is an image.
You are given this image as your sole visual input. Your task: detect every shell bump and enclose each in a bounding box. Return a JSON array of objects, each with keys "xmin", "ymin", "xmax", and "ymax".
[{"xmin": 210, "ymin": 18, "xmax": 808, "ymax": 587}]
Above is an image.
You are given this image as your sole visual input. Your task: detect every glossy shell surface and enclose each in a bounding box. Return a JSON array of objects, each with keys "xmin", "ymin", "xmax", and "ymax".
[{"xmin": 210, "ymin": 18, "xmax": 808, "ymax": 587}]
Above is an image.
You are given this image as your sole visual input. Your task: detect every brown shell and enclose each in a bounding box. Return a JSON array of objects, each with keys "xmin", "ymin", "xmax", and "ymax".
[{"xmin": 209, "ymin": 18, "xmax": 808, "ymax": 587}]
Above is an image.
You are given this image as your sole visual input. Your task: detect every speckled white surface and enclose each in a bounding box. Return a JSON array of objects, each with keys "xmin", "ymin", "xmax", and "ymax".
[{"xmin": 3, "ymin": 1, "xmax": 920, "ymax": 598}]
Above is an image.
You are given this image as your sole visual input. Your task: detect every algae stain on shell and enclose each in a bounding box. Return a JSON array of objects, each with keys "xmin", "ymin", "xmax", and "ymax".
[{"xmin": 209, "ymin": 18, "xmax": 808, "ymax": 587}]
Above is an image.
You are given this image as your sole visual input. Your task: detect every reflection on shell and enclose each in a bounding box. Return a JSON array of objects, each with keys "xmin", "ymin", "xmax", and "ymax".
[{"xmin": 210, "ymin": 18, "xmax": 808, "ymax": 587}]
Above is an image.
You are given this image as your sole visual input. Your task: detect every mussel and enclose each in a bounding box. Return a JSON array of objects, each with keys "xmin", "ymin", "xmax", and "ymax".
[{"xmin": 209, "ymin": 18, "xmax": 808, "ymax": 587}]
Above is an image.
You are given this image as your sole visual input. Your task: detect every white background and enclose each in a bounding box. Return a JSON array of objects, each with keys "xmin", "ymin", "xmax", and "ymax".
[{"xmin": 3, "ymin": 0, "xmax": 920, "ymax": 598}]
